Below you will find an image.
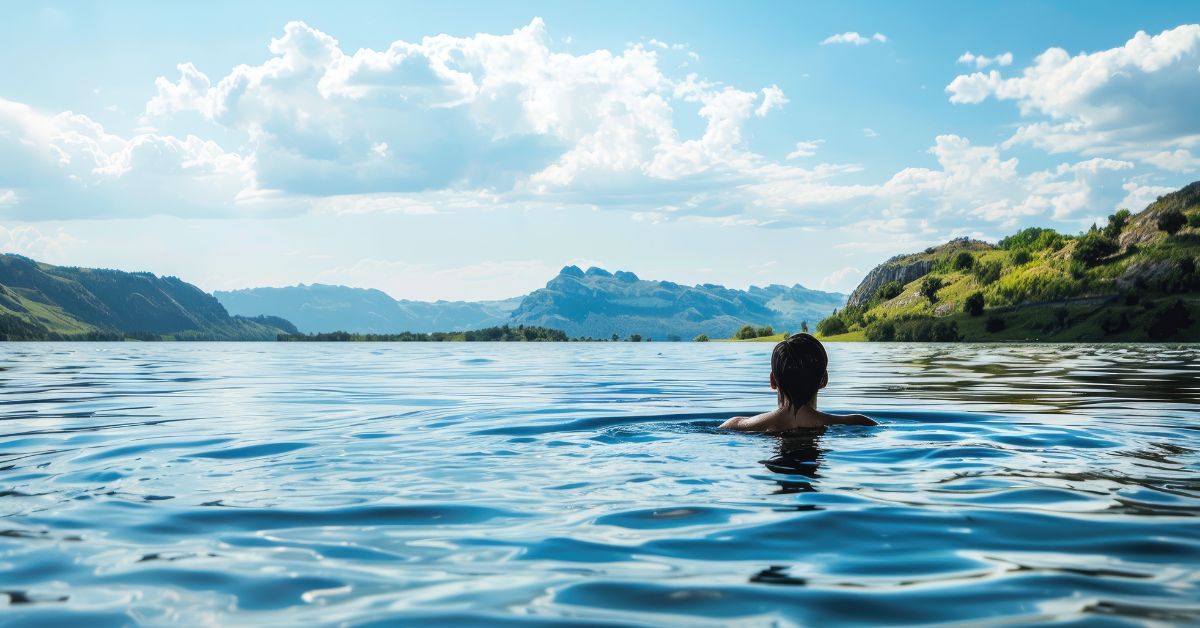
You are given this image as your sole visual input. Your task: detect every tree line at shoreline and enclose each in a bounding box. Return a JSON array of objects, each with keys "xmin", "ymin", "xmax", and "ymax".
[{"xmin": 276, "ymin": 325, "xmax": 683, "ymax": 342}]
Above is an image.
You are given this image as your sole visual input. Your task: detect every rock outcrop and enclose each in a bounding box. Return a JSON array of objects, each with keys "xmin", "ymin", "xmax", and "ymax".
[
  {"xmin": 846, "ymin": 257, "xmax": 933, "ymax": 307},
  {"xmin": 846, "ymin": 238, "xmax": 994, "ymax": 307}
]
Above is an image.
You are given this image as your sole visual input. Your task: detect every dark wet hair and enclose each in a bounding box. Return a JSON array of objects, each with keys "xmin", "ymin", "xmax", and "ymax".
[{"xmin": 771, "ymin": 333, "xmax": 828, "ymax": 410}]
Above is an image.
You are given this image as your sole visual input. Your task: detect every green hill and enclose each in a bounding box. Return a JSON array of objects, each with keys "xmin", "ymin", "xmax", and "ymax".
[
  {"xmin": 818, "ymin": 181, "xmax": 1200, "ymax": 342},
  {"xmin": 0, "ymin": 254, "xmax": 297, "ymax": 340}
]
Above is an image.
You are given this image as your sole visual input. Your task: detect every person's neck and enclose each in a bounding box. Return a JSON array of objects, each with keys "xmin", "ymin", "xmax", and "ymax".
[{"xmin": 777, "ymin": 393, "xmax": 818, "ymax": 414}]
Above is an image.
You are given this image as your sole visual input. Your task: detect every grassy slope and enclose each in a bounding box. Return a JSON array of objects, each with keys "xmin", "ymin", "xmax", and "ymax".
[
  {"xmin": 825, "ymin": 182, "xmax": 1200, "ymax": 342},
  {"xmin": 0, "ymin": 285, "xmax": 95, "ymax": 335},
  {"xmin": 0, "ymin": 255, "xmax": 294, "ymax": 340}
]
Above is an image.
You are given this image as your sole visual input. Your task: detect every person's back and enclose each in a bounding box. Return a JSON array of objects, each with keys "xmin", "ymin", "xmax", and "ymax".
[{"xmin": 720, "ymin": 333, "xmax": 876, "ymax": 432}]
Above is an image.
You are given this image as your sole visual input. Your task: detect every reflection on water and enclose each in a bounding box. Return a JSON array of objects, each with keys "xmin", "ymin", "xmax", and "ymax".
[
  {"xmin": 761, "ymin": 430, "xmax": 824, "ymax": 486},
  {"xmin": 0, "ymin": 341, "xmax": 1198, "ymax": 625}
]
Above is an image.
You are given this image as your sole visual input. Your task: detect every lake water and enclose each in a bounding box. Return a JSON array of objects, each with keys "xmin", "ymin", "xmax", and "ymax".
[{"xmin": 2, "ymin": 342, "xmax": 1198, "ymax": 626}]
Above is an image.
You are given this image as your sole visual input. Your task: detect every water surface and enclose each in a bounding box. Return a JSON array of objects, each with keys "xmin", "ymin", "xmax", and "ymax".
[{"xmin": 2, "ymin": 342, "xmax": 1198, "ymax": 625}]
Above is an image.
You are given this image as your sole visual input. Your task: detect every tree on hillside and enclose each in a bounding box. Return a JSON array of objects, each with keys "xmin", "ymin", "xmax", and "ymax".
[
  {"xmin": 693, "ymin": 334, "xmax": 709, "ymax": 342},
  {"xmin": 816, "ymin": 316, "xmax": 848, "ymax": 336},
  {"xmin": 1158, "ymin": 209, "xmax": 1186, "ymax": 235},
  {"xmin": 1103, "ymin": 209, "xmax": 1132, "ymax": 239},
  {"xmin": 953, "ymin": 252, "xmax": 974, "ymax": 271},
  {"xmin": 973, "ymin": 260, "xmax": 1002, "ymax": 285},
  {"xmin": 1071, "ymin": 232, "xmax": 1119, "ymax": 266},
  {"xmin": 629, "ymin": 334, "xmax": 642, "ymax": 342},
  {"xmin": 964, "ymin": 292, "xmax": 985, "ymax": 316},
  {"xmin": 735, "ymin": 324, "xmax": 757, "ymax": 340},
  {"xmin": 920, "ymin": 276, "xmax": 943, "ymax": 303},
  {"xmin": 999, "ymin": 227, "xmax": 1066, "ymax": 251},
  {"xmin": 874, "ymin": 281, "xmax": 903, "ymax": 301}
]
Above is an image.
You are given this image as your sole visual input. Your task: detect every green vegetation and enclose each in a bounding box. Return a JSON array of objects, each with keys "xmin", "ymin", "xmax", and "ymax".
[
  {"xmin": 1072, "ymin": 232, "xmax": 1118, "ymax": 266},
  {"xmin": 817, "ymin": 329, "xmax": 867, "ymax": 342},
  {"xmin": 875, "ymin": 281, "xmax": 904, "ymax": 301},
  {"xmin": 816, "ymin": 314, "xmax": 849, "ymax": 336},
  {"xmin": 816, "ymin": 181, "xmax": 1200, "ymax": 342},
  {"xmin": 1000, "ymin": 227, "xmax": 1068, "ymax": 253},
  {"xmin": 1158, "ymin": 209, "xmax": 1186, "ymax": 234},
  {"xmin": 973, "ymin": 260, "xmax": 1002, "ymax": 285},
  {"xmin": 920, "ymin": 276, "xmax": 944, "ymax": 303},
  {"xmin": 864, "ymin": 316, "xmax": 959, "ymax": 342},
  {"xmin": 734, "ymin": 324, "xmax": 776, "ymax": 339},
  {"xmin": 693, "ymin": 334, "xmax": 709, "ymax": 342},
  {"xmin": 0, "ymin": 254, "xmax": 296, "ymax": 341},
  {"xmin": 1104, "ymin": 209, "xmax": 1132, "ymax": 239},
  {"xmin": 278, "ymin": 324, "xmax": 571, "ymax": 342},
  {"xmin": 964, "ymin": 292, "xmax": 984, "ymax": 316}
]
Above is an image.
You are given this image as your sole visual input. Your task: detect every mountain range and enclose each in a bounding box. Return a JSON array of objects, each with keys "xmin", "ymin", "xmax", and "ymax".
[
  {"xmin": 217, "ymin": 267, "xmax": 846, "ymax": 339},
  {"xmin": 0, "ymin": 254, "xmax": 296, "ymax": 340},
  {"xmin": 214, "ymin": 285, "xmax": 521, "ymax": 336}
]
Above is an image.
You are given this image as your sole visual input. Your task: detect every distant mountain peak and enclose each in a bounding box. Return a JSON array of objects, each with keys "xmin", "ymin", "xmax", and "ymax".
[{"xmin": 216, "ymin": 264, "xmax": 846, "ymax": 338}]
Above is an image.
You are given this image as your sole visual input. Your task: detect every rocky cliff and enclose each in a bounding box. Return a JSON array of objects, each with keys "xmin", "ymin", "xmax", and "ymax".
[{"xmin": 846, "ymin": 257, "xmax": 933, "ymax": 307}]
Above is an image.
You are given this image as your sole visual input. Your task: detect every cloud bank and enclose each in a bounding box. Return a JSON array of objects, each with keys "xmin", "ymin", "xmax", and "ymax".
[
  {"xmin": 0, "ymin": 18, "xmax": 1192, "ymax": 238},
  {"xmin": 947, "ymin": 24, "xmax": 1200, "ymax": 171}
]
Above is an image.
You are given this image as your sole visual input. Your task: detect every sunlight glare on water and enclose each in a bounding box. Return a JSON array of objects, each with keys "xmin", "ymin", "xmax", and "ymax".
[{"xmin": 1, "ymin": 342, "xmax": 1198, "ymax": 625}]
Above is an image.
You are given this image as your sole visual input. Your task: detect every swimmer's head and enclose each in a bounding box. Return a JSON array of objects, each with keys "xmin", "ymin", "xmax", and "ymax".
[{"xmin": 770, "ymin": 333, "xmax": 828, "ymax": 410}]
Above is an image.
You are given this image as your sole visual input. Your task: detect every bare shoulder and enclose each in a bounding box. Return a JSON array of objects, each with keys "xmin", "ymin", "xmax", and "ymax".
[
  {"xmin": 719, "ymin": 415, "xmax": 750, "ymax": 430},
  {"xmin": 720, "ymin": 411, "xmax": 776, "ymax": 431},
  {"xmin": 825, "ymin": 413, "xmax": 883, "ymax": 427},
  {"xmin": 833, "ymin": 413, "xmax": 878, "ymax": 426}
]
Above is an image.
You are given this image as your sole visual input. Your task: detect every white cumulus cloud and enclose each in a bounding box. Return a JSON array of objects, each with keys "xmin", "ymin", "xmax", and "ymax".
[
  {"xmin": 821, "ymin": 31, "xmax": 888, "ymax": 46},
  {"xmin": 786, "ymin": 139, "xmax": 824, "ymax": 159},
  {"xmin": 2, "ymin": 18, "xmax": 1188, "ymax": 240},
  {"xmin": 879, "ymin": 135, "xmax": 1135, "ymax": 224},
  {"xmin": 1135, "ymin": 149, "xmax": 1200, "ymax": 173},
  {"xmin": 143, "ymin": 18, "xmax": 788, "ymax": 206},
  {"xmin": 956, "ymin": 51, "xmax": 1013, "ymax": 68},
  {"xmin": 818, "ymin": 266, "xmax": 861, "ymax": 291},
  {"xmin": 0, "ymin": 224, "xmax": 79, "ymax": 261},
  {"xmin": 946, "ymin": 24, "xmax": 1200, "ymax": 172},
  {"xmin": 755, "ymin": 85, "xmax": 788, "ymax": 117},
  {"xmin": 0, "ymin": 97, "xmax": 257, "ymax": 219}
]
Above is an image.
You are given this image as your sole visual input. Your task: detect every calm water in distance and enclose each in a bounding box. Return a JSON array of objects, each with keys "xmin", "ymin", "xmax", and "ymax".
[{"xmin": 1, "ymin": 342, "xmax": 1198, "ymax": 626}]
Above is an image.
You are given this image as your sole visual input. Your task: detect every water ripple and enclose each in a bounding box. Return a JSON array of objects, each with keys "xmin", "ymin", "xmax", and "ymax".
[{"xmin": 1, "ymin": 341, "xmax": 1197, "ymax": 624}]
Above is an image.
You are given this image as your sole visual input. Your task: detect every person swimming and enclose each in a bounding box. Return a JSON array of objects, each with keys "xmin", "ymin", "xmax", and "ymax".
[{"xmin": 720, "ymin": 333, "xmax": 877, "ymax": 432}]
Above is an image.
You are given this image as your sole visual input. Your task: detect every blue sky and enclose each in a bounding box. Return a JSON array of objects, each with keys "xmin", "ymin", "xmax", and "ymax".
[{"xmin": 1, "ymin": 1, "xmax": 1197, "ymax": 300}]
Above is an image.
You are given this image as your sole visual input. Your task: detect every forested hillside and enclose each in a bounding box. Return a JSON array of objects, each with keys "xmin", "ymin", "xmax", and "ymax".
[
  {"xmin": 0, "ymin": 254, "xmax": 296, "ymax": 340},
  {"xmin": 818, "ymin": 182, "xmax": 1200, "ymax": 342}
]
